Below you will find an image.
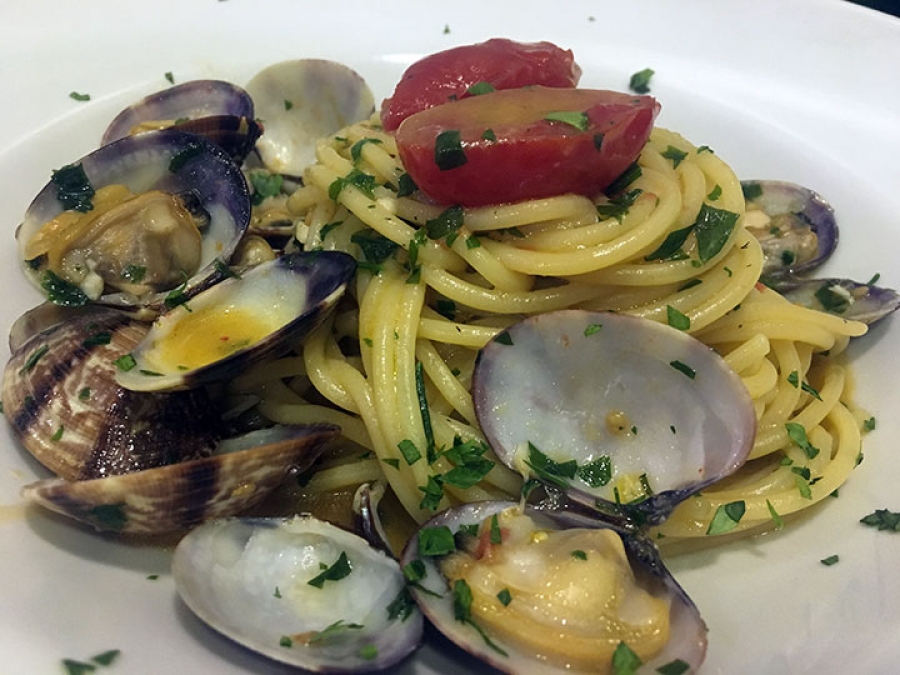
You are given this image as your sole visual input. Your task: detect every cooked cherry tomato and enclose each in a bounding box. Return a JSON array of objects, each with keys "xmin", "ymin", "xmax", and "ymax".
[
  {"xmin": 395, "ymin": 87, "xmax": 660, "ymax": 207},
  {"xmin": 380, "ymin": 38, "xmax": 580, "ymax": 132}
]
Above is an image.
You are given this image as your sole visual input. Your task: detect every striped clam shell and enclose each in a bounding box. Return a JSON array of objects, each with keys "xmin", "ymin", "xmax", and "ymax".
[
  {"xmin": 22, "ymin": 424, "xmax": 338, "ymax": 534},
  {"xmin": 2, "ymin": 306, "xmax": 220, "ymax": 481}
]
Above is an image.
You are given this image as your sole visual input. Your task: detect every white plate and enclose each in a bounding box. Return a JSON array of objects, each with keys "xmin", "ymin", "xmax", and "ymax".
[{"xmin": 2, "ymin": 1, "xmax": 899, "ymax": 673}]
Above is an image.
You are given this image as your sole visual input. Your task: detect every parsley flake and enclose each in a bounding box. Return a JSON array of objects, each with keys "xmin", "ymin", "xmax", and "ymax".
[
  {"xmin": 628, "ymin": 68, "xmax": 655, "ymax": 94},
  {"xmin": 434, "ymin": 130, "xmax": 467, "ymax": 170},
  {"xmin": 307, "ymin": 551, "xmax": 353, "ymax": 588},
  {"xmin": 860, "ymin": 509, "xmax": 900, "ymax": 532},
  {"xmin": 706, "ymin": 500, "xmax": 746, "ymax": 535},
  {"xmin": 545, "ymin": 110, "xmax": 590, "ymax": 131}
]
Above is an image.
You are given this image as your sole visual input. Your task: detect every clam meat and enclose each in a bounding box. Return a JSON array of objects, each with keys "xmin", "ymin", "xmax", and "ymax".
[
  {"xmin": 402, "ymin": 501, "xmax": 706, "ymax": 674},
  {"xmin": 17, "ymin": 130, "xmax": 251, "ymax": 313}
]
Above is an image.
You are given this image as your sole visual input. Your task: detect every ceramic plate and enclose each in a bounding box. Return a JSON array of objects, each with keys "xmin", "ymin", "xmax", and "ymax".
[{"xmin": 2, "ymin": 1, "xmax": 899, "ymax": 673}]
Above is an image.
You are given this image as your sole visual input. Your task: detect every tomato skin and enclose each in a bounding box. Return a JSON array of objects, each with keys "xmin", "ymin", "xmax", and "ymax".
[
  {"xmin": 395, "ymin": 87, "xmax": 660, "ymax": 207},
  {"xmin": 380, "ymin": 38, "xmax": 581, "ymax": 132}
]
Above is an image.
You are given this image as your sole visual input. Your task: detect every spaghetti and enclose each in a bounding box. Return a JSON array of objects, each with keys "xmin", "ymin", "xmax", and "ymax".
[{"xmin": 231, "ymin": 118, "xmax": 869, "ymax": 544}]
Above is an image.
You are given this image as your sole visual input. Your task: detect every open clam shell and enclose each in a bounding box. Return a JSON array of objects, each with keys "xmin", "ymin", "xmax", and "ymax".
[
  {"xmin": 245, "ymin": 59, "xmax": 375, "ymax": 176},
  {"xmin": 22, "ymin": 424, "xmax": 338, "ymax": 534},
  {"xmin": 172, "ymin": 515, "xmax": 423, "ymax": 671},
  {"xmin": 776, "ymin": 276, "xmax": 900, "ymax": 325},
  {"xmin": 101, "ymin": 80, "xmax": 261, "ymax": 162},
  {"xmin": 472, "ymin": 310, "xmax": 756, "ymax": 525},
  {"xmin": 114, "ymin": 251, "xmax": 357, "ymax": 392},
  {"xmin": 102, "ymin": 80, "xmax": 255, "ymax": 144},
  {"xmin": 402, "ymin": 501, "xmax": 706, "ymax": 674},
  {"xmin": 742, "ymin": 180, "xmax": 838, "ymax": 281},
  {"xmin": 17, "ymin": 130, "xmax": 251, "ymax": 314},
  {"xmin": 2, "ymin": 306, "xmax": 220, "ymax": 481}
]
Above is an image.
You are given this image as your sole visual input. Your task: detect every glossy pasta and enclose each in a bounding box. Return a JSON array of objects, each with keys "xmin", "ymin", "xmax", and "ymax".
[{"xmin": 230, "ymin": 119, "xmax": 869, "ymax": 544}]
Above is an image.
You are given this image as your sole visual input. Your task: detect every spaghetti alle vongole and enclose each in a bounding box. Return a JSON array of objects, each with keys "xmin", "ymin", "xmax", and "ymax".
[{"xmin": 232, "ymin": 118, "xmax": 869, "ymax": 544}]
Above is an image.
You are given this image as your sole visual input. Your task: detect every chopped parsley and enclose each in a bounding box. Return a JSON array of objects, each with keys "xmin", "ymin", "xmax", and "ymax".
[
  {"xmin": 418, "ymin": 474, "xmax": 445, "ymax": 510},
  {"xmin": 121, "ymin": 264, "xmax": 147, "ymax": 284},
  {"xmin": 78, "ymin": 387, "xmax": 91, "ymax": 401},
  {"xmin": 69, "ymin": 91, "xmax": 91, "ymax": 102},
  {"xmin": 525, "ymin": 442, "xmax": 578, "ymax": 489},
  {"xmin": 571, "ymin": 549, "xmax": 588, "ymax": 560},
  {"xmin": 860, "ymin": 509, "xmax": 900, "ymax": 532},
  {"xmin": 82, "ymin": 331, "xmax": 112, "ymax": 348},
  {"xmin": 51, "ymin": 425, "xmax": 64, "ymax": 441},
  {"xmin": 596, "ymin": 188, "xmax": 643, "ymax": 221},
  {"xmin": 350, "ymin": 137, "xmax": 383, "ymax": 163},
  {"xmin": 397, "ymin": 172, "xmax": 418, "ymax": 197},
  {"xmin": 583, "ymin": 323, "xmax": 603, "ymax": 336},
  {"xmin": 707, "ymin": 184, "xmax": 722, "ymax": 201},
  {"xmin": 694, "ymin": 204, "xmax": 740, "ymax": 262},
  {"xmin": 359, "ymin": 645, "xmax": 378, "ymax": 660},
  {"xmin": 329, "ymin": 168, "xmax": 378, "ymax": 200},
  {"xmin": 387, "ymin": 586, "xmax": 416, "ymax": 621},
  {"xmin": 306, "ymin": 551, "xmax": 352, "ymax": 588},
  {"xmin": 605, "ymin": 162, "xmax": 642, "ymax": 194},
  {"xmin": 661, "ymin": 145, "xmax": 688, "ymax": 168},
  {"xmin": 425, "ymin": 204, "xmax": 465, "ymax": 241},
  {"xmin": 656, "ymin": 659, "xmax": 691, "ymax": 675},
  {"xmin": 19, "ymin": 344, "xmax": 49, "ymax": 374},
  {"xmin": 493, "ymin": 331, "xmax": 513, "ymax": 345},
  {"xmin": 497, "ymin": 588, "xmax": 512, "ymax": 606},
  {"xmin": 51, "ymin": 163, "xmax": 95, "ymax": 212},
  {"xmin": 611, "ymin": 640, "xmax": 643, "ymax": 674},
  {"xmin": 706, "ymin": 500, "xmax": 746, "ymax": 535},
  {"xmin": 466, "ymin": 81, "xmax": 495, "ymax": 96},
  {"xmin": 164, "ymin": 71, "xmax": 175, "ymax": 84},
  {"xmin": 814, "ymin": 283, "xmax": 851, "ymax": 314},
  {"xmin": 414, "ymin": 361, "xmax": 437, "ymax": 462},
  {"xmin": 545, "ymin": 110, "xmax": 590, "ymax": 131},
  {"xmin": 308, "ymin": 619, "xmax": 364, "ymax": 644},
  {"xmin": 820, "ymin": 554, "xmax": 840, "ymax": 566},
  {"xmin": 280, "ymin": 636, "xmax": 293, "ymax": 648},
  {"xmin": 434, "ymin": 129, "xmax": 467, "ymax": 170},
  {"xmin": 452, "ymin": 579, "xmax": 508, "ymax": 656},
  {"xmin": 628, "ymin": 68, "xmax": 655, "ymax": 94},
  {"xmin": 249, "ymin": 170, "xmax": 284, "ymax": 205},
  {"xmin": 351, "ymin": 230, "xmax": 399, "ymax": 265},
  {"xmin": 418, "ymin": 525, "xmax": 456, "ymax": 556},
  {"xmin": 481, "ymin": 128, "xmax": 497, "ymax": 142},
  {"xmin": 644, "ymin": 225, "xmax": 694, "ymax": 261},
  {"xmin": 576, "ymin": 455, "xmax": 612, "ymax": 487},
  {"xmin": 398, "ymin": 439, "xmax": 422, "ymax": 465},
  {"xmin": 864, "ymin": 416, "xmax": 877, "ymax": 432},
  {"xmin": 669, "ymin": 360, "xmax": 696, "ymax": 379},
  {"xmin": 41, "ymin": 270, "xmax": 89, "ymax": 306},
  {"xmin": 666, "ymin": 305, "xmax": 691, "ymax": 331},
  {"xmin": 741, "ymin": 182, "xmax": 764, "ymax": 201},
  {"xmin": 113, "ymin": 354, "xmax": 137, "ymax": 371},
  {"xmin": 785, "ymin": 422, "xmax": 820, "ymax": 459},
  {"xmin": 766, "ymin": 499, "xmax": 784, "ymax": 529}
]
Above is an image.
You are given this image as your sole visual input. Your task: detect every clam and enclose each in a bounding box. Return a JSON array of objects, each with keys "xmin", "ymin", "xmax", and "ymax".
[
  {"xmin": 775, "ymin": 276, "xmax": 900, "ymax": 325},
  {"xmin": 2, "ymin": 306, "xmax": 220, "ymax": 481},
  {"xmin": 23, "ymin": 424, "xmax": 338, "ymax": 534},
  {"xmin": 114, "ymin": 250, "xmax": 357, "ymax": 392},
  {"xmin": 101, "ymin": 80, "xmax": 262, "ymax": 162},
  {"xmin": 402, "ymin": 501, "xmax": 706, "ymax": 674},
  {"xmin": 17, "ymin": 130, "xmax": 251, "ymax": 315},
  {"xmin": 741, "ymin": 180, "xmax": 838, "ymax": 281},
  {"xmin": 472, "ymin": 310, "xmax": 756, "ymax": 525},
  {"xmin": 742, "ymin": 180, "xmax": 899, "ymax": 325},
  {"xmin": 245, "ymin": 59, "xmax": 375, "ymax": 176},
  {"xmin": 172, "ymin": 515, "xmax": 423, "ymax": 671}
]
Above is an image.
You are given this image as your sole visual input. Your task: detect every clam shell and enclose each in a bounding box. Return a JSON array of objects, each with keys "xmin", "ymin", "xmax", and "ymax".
[
  {"xmin": 172, "ymin": 515, "xmax": 423, "ymax": 671},
  {"xmin": 472, "ymin": 310, "xmax": 756, "ymax": 525},
  {"xmin": 245, "ymin": 59, "xmax": 375, "ymax": 176},
  {"xmin": 2, "ymin": 306, "xmax": 220, "ymax": 481},
  {"xmin": 22, "ymin": 424, "xmax": 338, "ymax": 534},
  {"xmin": 101, "ymin": 80, "xmax": 255, "ymax": 145},
  {"xmin": 402, "ymin": 501, "xmax": 707, "ymax": 674},
  {"xmin": 115, "ymin": 251, "xmax": 357, "ymax": 392},
  {"xmin": 17, "ymin": 130, "xmax": 251, "ymax": 313}
]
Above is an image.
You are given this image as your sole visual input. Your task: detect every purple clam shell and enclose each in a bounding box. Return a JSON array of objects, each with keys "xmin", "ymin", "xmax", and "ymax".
[
  {"xmin": 776, "ymin": 276, "xmax": 900, "ymax": 326},
  {"xmin": 742, "ymin": 180, "xmax": 839, "ymax": 280},
  {"xmin": 173, "ymin": 515, "xmax": 423, "ymax": 672},
  {"xmin": 101, "ymin": 80, "xmax": 255, "ymax": 145},
  {"xmin": 472, "ymin": 310, "xmax": 756, "ymax": 526},
  {"xmin": 18, "ymin": 129, "xmax": 251, "ymax": 311},
  {"xmin": 401, "ymin": 501, "xmax": 707, "ymax": 674},
  {"xmin": 115, "ymin": 251, "xmax": 357, "ymax": 392}
]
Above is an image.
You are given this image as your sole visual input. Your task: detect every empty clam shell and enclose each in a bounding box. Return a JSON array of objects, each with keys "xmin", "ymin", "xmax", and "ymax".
[
  {"xmin": 472, "ymin": 310, "xmax": 756, "ymax": 525},
  {"xmin": 23, "ymin": 424, "xmax": 338, "ymax": 533},
  {"xmin": 245, "ymin": 59, "xmax": 375, "ymax": 176},
  {"xmin": 173, "ymin": 515, "xmax": 423, "ymax": 671}
]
